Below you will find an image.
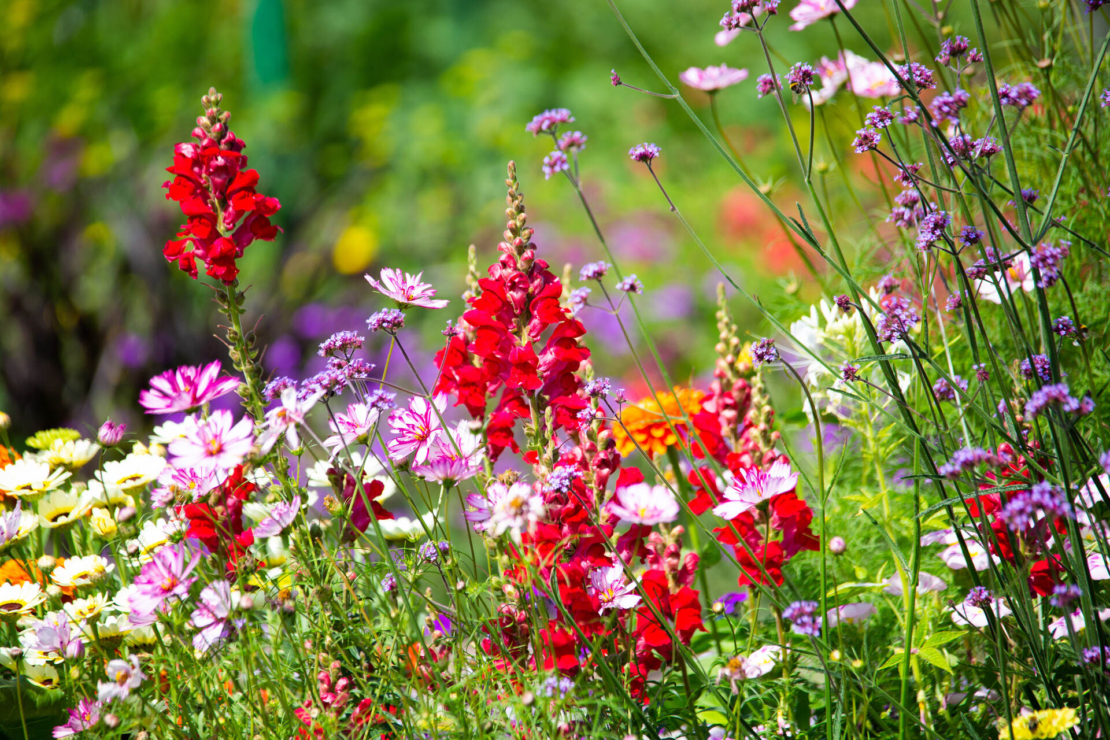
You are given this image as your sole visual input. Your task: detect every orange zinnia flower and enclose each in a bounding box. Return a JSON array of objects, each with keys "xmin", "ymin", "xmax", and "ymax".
[{"xmin": 612, "ymin": 387, "xmax": 704, "ymax": 457}]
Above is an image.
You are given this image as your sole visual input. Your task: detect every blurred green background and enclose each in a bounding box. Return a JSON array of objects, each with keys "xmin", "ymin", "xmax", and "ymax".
[{"xmin": 0, "ymin": 0, "xmax": 888, "ymax": 440}]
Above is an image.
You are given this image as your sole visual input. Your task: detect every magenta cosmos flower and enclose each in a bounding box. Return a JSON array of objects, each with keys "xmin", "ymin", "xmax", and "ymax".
[
  {"xmin": 168, "ymin": 410, "xmax": 254, "ymax": 474},
  {"xmin": 323, "ymin": 401, "xmax": 382, "ymax": 450},
  {"xmin": 52, "ymin": 698, "xmax": 100, "ymax": 738},
  {"xmin": 713, "ymin": 459, "xmax": 798, "ymax": 519},
  {"xmin": 608, "ymin": 482, "xmax": 679, "ymax": 525},
  {"xmin": 97, "ymin": 655, "xmax": 144, "ymax": 703},
  {"xmin": 789, "ymin": 0, "xmax": 857, "ymax": 30},
  {"xmin": 139, "ymin": 360, "xmax": 241, "ymax": 414},
  {"xmin": 365, "ymin": 267, "xmax": 449, "ymax": 309},
  {"xmin": 387, "ymin": 395, "xmax": 446, "ymax": 464},
  {"xmin": 679, "ymin": 65, "xmax": 750, "ymax": 92},
  {"xmin": 127, "ymin": 543, "xmax": 200, "ymax": 625}
]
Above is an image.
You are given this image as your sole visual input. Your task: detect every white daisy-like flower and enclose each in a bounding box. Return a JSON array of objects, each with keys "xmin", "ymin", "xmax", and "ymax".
[
  {"xmin": 125, "ymin": 624, "xmax": 158, "ymax": 648},
  {"xmin": 80, "ymin": 480, "xmax": 136, "ymax": 509},
  {"xmin": 62, "ymin": 593, "xmax": 110, "ymax": 624},
  {"xmin": 94, "ymin": 454, "xmax": 167, "ymax": 492},
  {"xmin": 33, "ymin": 438, "xmax": 100, "ymax": 471},
  {"xmin": 36, "ymin": 488, "xmax": 91, "ymax": 530},
  {"xmin": 0, "ymin": 459, "xmax": 71, "ymax": 501},
  {"xmin": 78, "ymin": 614, "xmax": 133, "ymax": 644},
  {"xmin": 0, "ymin": 582, "xmax": 46, "ymax": 617},
  {"xmin": 51, "ymin": 555, "xmax": 114, "ymax": 589},
  {"xmin": 130, "ymin": 518, "xmax": 176, "ymax": 562},
  {"xmin": 23, "ymin": 662, "xmax": 60, "ymax": 689},
  {"xmin": 377, "ymin": 513, "xmax": 437, "ymax": 541},
  {"xmin": 88, "ymin": 507, "xmax": 119, "ymax": 538}
]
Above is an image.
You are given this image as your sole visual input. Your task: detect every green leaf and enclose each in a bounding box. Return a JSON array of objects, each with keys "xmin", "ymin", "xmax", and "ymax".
[
  {"xmin": 826, "ymin": 582, "xmax": 885, "ymax": 599},
  {"xmin": 916, "ymin": 647, "xmax": 954, "ymax": 673},
  {"xmin": 878, "ymin": 649, "xmax": 905, "ymax": 671},
  {"xmin": 922, "ymin": 631, "xmax": 966, "ymax": 649}
]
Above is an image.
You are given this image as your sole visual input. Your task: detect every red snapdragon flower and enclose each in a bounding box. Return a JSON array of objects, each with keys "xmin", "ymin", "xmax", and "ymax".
[
  {"xmin": 179, "ymin": 465, "xmax": 256, "ymax": 573},
  {"xmin": 162, "ymin": 90, "xmax": 281, "ymax": 284}
]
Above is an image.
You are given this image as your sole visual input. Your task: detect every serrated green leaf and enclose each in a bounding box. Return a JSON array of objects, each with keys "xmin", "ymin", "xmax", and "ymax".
[
  {"xmin": 916, "ymin": 647, "xmax": 953, "ymax": 673},
  {"xmin": 878, "ymin": 649, "xmax": 905, "ymax": 670}
]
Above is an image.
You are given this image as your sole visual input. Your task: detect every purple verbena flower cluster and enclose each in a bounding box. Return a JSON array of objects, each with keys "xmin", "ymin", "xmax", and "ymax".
[
  {"xmin": 938, "ymin": 446, "xmax": 997, "ymax": 479},
  {"xmin": 318, "ymin": 331, "xmax": 365, "ymax": 358},
  {"xmin": 783, "ymin": 600, "xmax": 822, "ymax": 637},
  {"xmin": 751, "ymin": 338, "xmax": 779, "ymax": 366},
  {"xmin": 999, "ymin": 481, "xmax": 1074, "ymax": 531},
  {"xmin": 1029, "ymin": 241, "xmax": 1070, "ymax": 288}
]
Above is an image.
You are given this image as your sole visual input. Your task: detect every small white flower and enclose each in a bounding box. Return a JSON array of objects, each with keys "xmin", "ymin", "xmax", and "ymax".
[
  {"xmin": 36, "ymin": 488, "xmax": 91, "ymax": 529},
  {"xmin": 95, "ymin": 454, "xmax": 167, "ymax": 492},
  {"xmin": 0, "ymin": 582, "xmax": 46, "ymax": 617},
  {"xmin": 33, "ymin": 438, "xmax": 99, "ymax": 471},
  {"xmin": 608, "ymin": 483, "xmax": 679, "ymax": 525},
  {"xmin": 52, "ymin": 556, "xmax": 114, "ymax": 589},
  {"xmin": 950, "ymin": 600, "xmax": 1012, "ymax": 627},
  {"xmin": 0, "ymin": 459, "xmax": 71, "ymax": 501}
]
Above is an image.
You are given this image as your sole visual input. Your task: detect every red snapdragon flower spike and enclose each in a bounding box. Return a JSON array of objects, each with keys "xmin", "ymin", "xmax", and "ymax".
[
  {"xmin": 434, "ymin": 164, "xmax": 590, "ymax": 461},
  {"xmin": 162, "ymin": 89, "xmax": 281, "ymax": 284}
]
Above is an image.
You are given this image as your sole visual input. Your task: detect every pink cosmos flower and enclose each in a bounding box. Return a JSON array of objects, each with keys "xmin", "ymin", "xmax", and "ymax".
[
  {"xmin": 808, "ymin": 51, "xmax": 900, "ymax": 105},
  {"xmin": 789, "ymin": 0, "xmax": 857, "ymax": 31},
  {"xmin": 713, "ymin": 460, "xmax": 798, "ymax": 519},
  {"xmin": 588, "ymin": 564, "xmax": 642, "ymax": 612},
  {"xmin": 365, "ymin": 267, "xmax": 449, "ymax": 309},
  {"xmin": 882, "ymin": 571, "xmax": 948, "ymax": 596},
  {"xmin": 168, "ymin": 410, "xmax": 254, "ymax": 474},
  {"xmin": 939, "ymin": 540, "xmax": 998, "ymax": 571},
  {"xmin": 1088, "ymin": 553, "xmax": 1109, "ymax": 581},
  {"xmin": 950, "ymin": 600, "xmax": 1012, "ymax": 627},
  {"xmin": 127, "ymin": 543, "xmax": 200, "ymax": 626},
  {"xmin": 413, "ymin": 421, "xmax": 483, "ymax": 486},
  {"xmin": 825, "ymin": 602, "xmax": 877, "ymax": 627},
  {"xmin": 138, "ymin": 360, "xmax": 240, "ymax": 414},
  {"xmin": 1048, "ymin": 608, "xmax": 1110, "ymax": 640},
  {"xmin": 466, "ymin": 481, "xmax": 544, "ymax": 541},
  {"xmin": 608, "ymin": 482, "xmax": 680, "ymax": 525},
  {"xmin": 189, "ymin": 579, "xmax": 236, "ymax": 653},
  {"xmin": 387, "ymin": 395, "xmax": 446, "ymax": 465},
  {"xmin": 97, "ymin": 655, "xmax": 144, "ymax": 703},
  {"xmin": 679, "ymin": 65, "xmax": 750, "ymax": 91},
  {"xmin": 253, "ymin": 496, "xmax": 301, "ymax": 538},
  {"xmin": 975, "ymin": 252, "xmax": 1034, "ymax": 303},
  {"xmin": 258, "ymin": 387, "xmax": 321, "ymax": 454},
  {"xmin": 52, "ymin": 698, "xmax": 100, "ymax": 738},
  {"xmin": 150, "ymin": 467, "xmax": 227, "ymax": 508},
  {"xmin": 23, "ymin": 612, "xmax": 83, "ymax": 663},
  {"xmin": 323, "ymin": 401, "xmax": 382, "ymax": 450}
]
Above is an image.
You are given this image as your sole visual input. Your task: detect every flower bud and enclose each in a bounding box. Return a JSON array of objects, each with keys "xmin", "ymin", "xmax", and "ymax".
[
  {"xmin": 97, "ymin": 419, "xmax": 126, "ymax": 447},
  {"xmin": 36, "ymin": 555, "xmax": 56, "ymax": 572},
  {"xmin": 0, "ymin": 412, "xmax": 10, "ymax": 430},
  {"xmin": 116, "ymin": 506, "xmax": 137, "ymax": 524},
  {"xmin": 104, "ymin": 714, "xmax": 121, "ymax": 729},
  {"xmin": 829, "ymin": 536, "xmax": 847, "ymax": 555},
  {"xmin": 238, "ymin": 594, "xmax": 256, "ymax": 611}
]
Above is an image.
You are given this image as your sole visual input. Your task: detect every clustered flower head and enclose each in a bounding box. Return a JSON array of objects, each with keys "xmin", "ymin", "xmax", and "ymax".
[
  {"xmin": 782, "ymin": 600, "xmax": 821, "ymax": 637},
  {"xmin": 1029, "ymin": 240, "xmax": 1070, "ymax": 288},
  {"xmin": 525, "ymin": 108, "xmax": 575, "ymax": 135},
  {"xmin": 750, "ymin": 338, "xmax": 779, "ymax": 366},
  {"xmin": 756, "ymin": 74, "xmax": 779, "ymax": 98},
  {"xmin": 998, "ymin": 81, "xmax": 1041, "ymax": 110},
  {"xmin": 542, "ymin": 150, "xmax": 569, "ymax": 180},
  {"xmin": 852, "ymin": 127, "xmax": 882, "ymax": 154},
  {"xmin": 628, "ymin": 143, "xmax": 661, "ymax": 164},
  {"xmin": 938, "ymin": 446, "xmax": 998, "ymax": 479},
  {"xmin": 786, "ymin": 62, "xmax": 815, "ymax": 93},
  {"xmin": 1024, "ymin": 382, "xmax": 1094, "ymax": 419},
  {"xmin": 579, "ymin": 261, "xmax": 610, "ymax": 281},
  {"xmin": 367, "ymin": 308, "xmax": 405, "ymax": 334},
  {"xmin": 1053, "ymin": 316, "xmax": 1076, "ymax": 337},
  {"xmin": 999, "ymin": 481, "xmax": 1075, "ymax": 531},
  {"xmin": 932, "ymin": 375, "xmax": 968, "ymax": 403},
  {"xmin": 616, "ymin": 274, "xmax": 644, "ymax": 294}
]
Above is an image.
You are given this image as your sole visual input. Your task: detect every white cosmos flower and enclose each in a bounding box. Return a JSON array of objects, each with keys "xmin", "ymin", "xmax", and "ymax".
[
  {"xmin": 939, "ymin": 540, "xmax": 999, "ymax": 571},
  {"xmin": 608, "ymin": 483, "xmax": 679, "ymax": 525},
  {"xmin": 950, "ymin": 600, "xmax": 1012, "ymax": 627},
  {"xmin": 825, "ymin": 602, "xmax": 877, "ymax": 627},
  {"xmin": 713, "ymin": 460, "xmax": 798, "ymax": 519},
  {"xmin": 882, "ymin": 571, "xmax": 948, "ymax": 596},
  {"xmin": 0, "ymin": 459, "xmax": 71, "ymax": 501},
  {"xmin": 1048, "ymin": 608, "xmax": 1110, "ymax": 640}
]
